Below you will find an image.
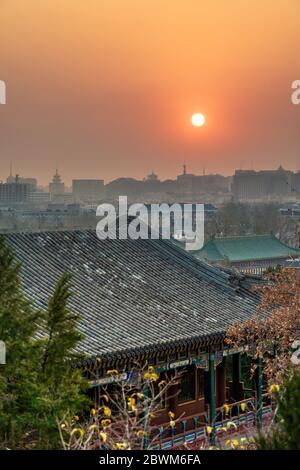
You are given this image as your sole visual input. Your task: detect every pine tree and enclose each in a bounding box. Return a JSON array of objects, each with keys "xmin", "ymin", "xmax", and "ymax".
[
  {"xmin": 0, "ymin": 237, "xmax": 88, "ymax": 449},
  {"xmin": 257, "ymin": 373, "xmax": 300, "ymax": 450},
  {"xmin": 35, "ymin": 273, "xmax": 88, "ymax": 449},
  {"xmin": 0, "ymin": 236, "xmax": 41, "ymax": 448}
]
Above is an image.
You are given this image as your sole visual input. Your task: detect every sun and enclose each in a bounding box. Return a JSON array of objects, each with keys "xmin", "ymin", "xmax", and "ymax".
[{"xmin": 191, "ymin": 113, "xmax": 206, "ymax": 127}]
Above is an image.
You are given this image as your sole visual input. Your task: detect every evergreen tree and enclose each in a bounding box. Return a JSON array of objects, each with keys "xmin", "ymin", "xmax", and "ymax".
[
  {"xmin": 0, "ymin": 237, "xmax": 88, "ymax": 449},
  {"xmin": 35, "ymin": 273, "xmax": 88, "ymax": 449},
  {"xmin": 257, "ymin": 373, "xmax": 300, "ymax": 450},
  {"xmin": 0, "ymin": 236, "xmax": 41, "ymax": 448}
]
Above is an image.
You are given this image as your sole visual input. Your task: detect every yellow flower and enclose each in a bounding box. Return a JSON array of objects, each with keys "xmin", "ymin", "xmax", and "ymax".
[
  {"xmin": 73, "ymin": 415, "xmax": 79, "ymax": 421},
  {"xmin": 96, "ymin": 357, "xmax": 102, "ymax": 364},
  {"xmin": 103, "ymin": 406, "xmax": 112, "ymax": 417},
  {"xmin": 144, "ymin": 368, "xmax": 159, "ymax": 382},
  {"xmin": 99, "ymin": 431, "xmax": 107, "ymax": 443},
  {"xmin": 240, "ymin": 403, "xmax": 246, "ymax": 412},
  {"xmin": 106, "ymin": 369, "xmax": 118, "ymax": 375},
  {"xmin": 169, "ymin": 420, "xmax": 176, "ymax": 428},
  {"xmin": 269, "ymin": 384, "xmax": 280, "ymax": 394},
  {"xmin": 240, "ymin": 437, "xmax": 247, "ymax": 444},
  {"xmin": 206, "ymin": 426, "xmax": 213, "ymax": 435},
  {"xmin": 91, "ymin": 408, "xmax": 97, "ymax": 416},
  {"xmin": 71, "ymin": 428, "xmax": 84, "ymax": 438},
  {"xmin": 136, "ymin": 430, "xmax": 147, "ymax": 437},
  {"xmin": 89, "ymin": 424, "xmax": 99, "ymax": 431},
  {"xmin": 224, "ymin": 403, "xmax": 230, "ymax": 415},
  {"xmin": 60, "ymin": 423, "xmax": 66, "ymax": 429},
  {"xmin": 225, "ymin": 439, "xmax": 231, "ymax": 446},
  {"xmin": 231, "ymin": 439, "xmax": 239, "ymax": 448},
  {"xmin": 101, "ymin": 418, "xmax": 111, "ymax": 426},
  {"xmin": 127, "ymin": 397, "xmax": 136, "ymax": 411},
  {"xmin": 115, "ymin": 442, "xmax": 127, "ymax": 449},
  {"xmin": 168, "ymin": 411, "xmax": 175, "ymax": 419},
  {"xmin": 136, "ymin": 392, "xmax": 144, "ymax": 399},
  {"xmin": 226, "ymin": 421, "xmax": 237, "ymax": 430}
]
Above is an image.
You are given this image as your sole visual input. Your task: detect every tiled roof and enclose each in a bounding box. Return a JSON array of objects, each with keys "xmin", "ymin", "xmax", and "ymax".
[
  {"xmin": 4, "ymin": 230, "xmax": 258, "ymax": 362},
  {"xmin": 192, "ymin": 234, "xmax": 300, "ymax": 263}
]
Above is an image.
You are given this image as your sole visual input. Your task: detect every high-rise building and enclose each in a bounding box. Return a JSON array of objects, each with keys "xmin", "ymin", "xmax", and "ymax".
[
  {"xmin": 49, "ymin": 170, "xmax": 65, "ymax": 199},
  {"xmin": 231, "ymin": 167, "xmax": 292, "ymax": 201},
  {"xmin": 176, "ymin": 165, "xmax": 229, "ymax": 193},
  {"xmin": 6, "ymin": 168, "xmax": 37, "ymax": 192},
  {"xmin": 0, "ymin": 179, "xmax": 30, "ymax": 205},
  {"xmin": 27, "ymin": 191, "xmax": 51, "ymax": 205}
]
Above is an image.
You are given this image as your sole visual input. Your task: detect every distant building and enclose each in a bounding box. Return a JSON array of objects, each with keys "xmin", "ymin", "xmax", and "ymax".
[
  {"xmin": 72, "ymin": 179, "xmax": 104, "ymax": 203},
  {"xmin": 176, "ymin": 165, "xmax": 229, "ymax": 194},
  {"xmin": 231, "ymin": 167, "xmax": 293, "ymax": 201},
  {"xmin": 291, "ymin": 171, "xmax": 300, "ymax": 195},
  {"xmin": 102, "ymin": 166, "xmax": 230, "ymax": 203},
  {"xmin": 145, "ymin": 171, "xmax": 159, "ymax": 182},
  {"xmin": 49, "ymin": 170, "xmax": 65, "ymax": 199},
  {"xmin": 191, "ymin": 234, "xmax": 300, "ymax": 274},
  {"xmin": 27, "ymin": 191, "xmax": 51, "ymax": 205},
  {"xmin": 6, "ymin": 168, "xmax": 38, "ymax": 192},
  {"xmin": 22, "ymin": 178, "xmax": 37, "ymax": 191},
  {"xmin": 0, "ymin": 179, "xmax": 30, "ymax": 205}
]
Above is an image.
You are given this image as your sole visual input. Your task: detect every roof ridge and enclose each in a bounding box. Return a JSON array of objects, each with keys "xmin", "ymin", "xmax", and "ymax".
[
  {"xmin": 274, "ymin": 236, "xmax": 300, "ymax": 253},
  {"xmin": 214, "ymin": 233, "xmax": 272, "ymax": 241},
  {"xmin": 148, "ymin": 238, "xmax": 256, "ymax": 298}
]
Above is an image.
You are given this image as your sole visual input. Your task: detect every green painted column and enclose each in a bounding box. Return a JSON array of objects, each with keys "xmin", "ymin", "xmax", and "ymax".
[
  {"xmin": 209, "ymin": 354, "xmax": 216, "ymax": 445},
  {"xmin": 235, "ymin": 352, "xmax": 242, "ymax": 382},
  {"xmin": 232, "ymin": 352, "xmax": 242, "ymax": 401},
  {"xmin": 256, "ymin": 357, "xmax": 263, "ymax": 428},
  {"xmin": 142, "ymin": 385, "xmax": 149, "ymax": 449}
]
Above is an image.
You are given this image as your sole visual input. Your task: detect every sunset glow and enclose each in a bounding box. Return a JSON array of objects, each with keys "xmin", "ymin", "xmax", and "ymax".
[
  {"xmin": 1, "ymin": 0, "xmax": 300, "ymax": 183},
  {"xmin": 191, "ymin": 113, "xmax": 206, "ymax": 127}
]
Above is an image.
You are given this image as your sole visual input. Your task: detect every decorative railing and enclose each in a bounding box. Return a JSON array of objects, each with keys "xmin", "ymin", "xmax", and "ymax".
[
  {"xmin": 151, "ymin": 394, "xmax": 275, "ymax": 450},
  {"xmin": 151, "ymin": 411, "xmax": 209, "ymax": 450}
]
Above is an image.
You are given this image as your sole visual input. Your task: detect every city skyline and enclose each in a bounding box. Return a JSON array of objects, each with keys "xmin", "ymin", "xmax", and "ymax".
[
  {"xmin": 1, "ymin": 162, "xmax": 300, "ymax": 187},
  {"xmin": 1, "ymin": 1, "xmax": 300, "ymax": 185}
]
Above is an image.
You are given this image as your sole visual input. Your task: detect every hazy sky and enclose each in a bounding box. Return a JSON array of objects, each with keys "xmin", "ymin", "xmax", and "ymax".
[{"xmin": 1, "ymin": 0, "xmax": 300, "ymax": 184}]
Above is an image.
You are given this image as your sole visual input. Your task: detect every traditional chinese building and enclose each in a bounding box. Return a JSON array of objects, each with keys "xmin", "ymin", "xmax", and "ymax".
[
  {"xmin": 4, "ymin": 230, "xmax": 273, "ymax": 448},
  {"xmin": 192, "ymin": 234, "xmax": 300, "ymax": 275}
]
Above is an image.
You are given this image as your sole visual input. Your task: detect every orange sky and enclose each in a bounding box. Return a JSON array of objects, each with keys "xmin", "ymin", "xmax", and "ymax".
[{"xmin": 1, "ymin": 0, "xmax": 300, "ymax": 184}]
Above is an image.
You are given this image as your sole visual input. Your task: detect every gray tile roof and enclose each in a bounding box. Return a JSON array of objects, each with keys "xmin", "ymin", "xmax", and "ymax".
[{"xmin": 4, "ymin": 230, "xmax": 258, "ymax": 362}]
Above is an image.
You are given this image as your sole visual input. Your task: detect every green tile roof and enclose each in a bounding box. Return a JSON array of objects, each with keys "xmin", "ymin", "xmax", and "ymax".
[{"xmin": 192, "ymin": 234, "xmax": 300, "ymax": 263}]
